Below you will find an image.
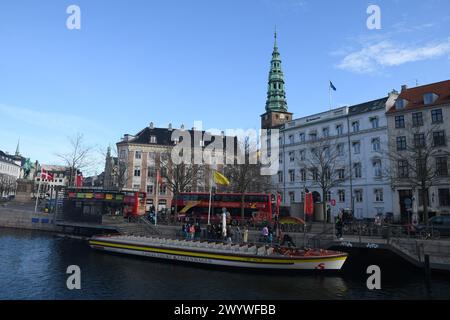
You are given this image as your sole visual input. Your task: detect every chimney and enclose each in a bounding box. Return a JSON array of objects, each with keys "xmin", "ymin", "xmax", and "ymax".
[
  {"xmin": 168, "ymin": 123, "xmax": 172, "ymax": 130},
  {"xmin": 180, "ymin": 124, "xmax": 185, "ymax": 130},
  {"xmin": 124, "ymin": 134, "xmax": 130, "ymax": 142},
  {"xmin": 149, "ymin": 122, "xmax": 154, "ymax": 129},
  {"xmin": 401, "ymin": 85, "xmax": 408, "ymax": 92}
]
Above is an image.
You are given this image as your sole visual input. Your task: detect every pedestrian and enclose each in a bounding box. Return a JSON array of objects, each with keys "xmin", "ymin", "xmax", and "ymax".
[
  {"xmin": 181, "ymin": 223, "xmax": 187, "ymax": 239},
  {"xmin": 335, "ymin": 211, "xmax": 343, "ymax": 240},
  {"xmin": 279, "ymin": 233, "xmax": 296, "ymax": 248},
  {"xmin": 194, "ymin": 223, "xmax": 201, "ymax": 240},
  {"xmin": 226, "ymin": 225, "xmax": 233, "ymax": 243},
  {"xmin": 261, "ymin": 225, "xmax": 269, "ymax": 243},
  {"xmin": 189, "ymin": 224, "xmax": 195, "ymax": 240},
  {"xmin": 243, "ymin": 226, "xmax": 249, "ymax": 244}
]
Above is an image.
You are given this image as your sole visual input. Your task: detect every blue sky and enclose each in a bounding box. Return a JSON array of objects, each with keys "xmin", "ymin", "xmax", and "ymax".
[{"xmin": 1, "ymin": 0, "xmax": 449, "ymax": 174}]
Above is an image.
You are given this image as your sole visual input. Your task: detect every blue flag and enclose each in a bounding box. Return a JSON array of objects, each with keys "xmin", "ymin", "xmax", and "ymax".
[{"xmin": 330, "ymin": 81, "xmax": 337, "ymax": 91}]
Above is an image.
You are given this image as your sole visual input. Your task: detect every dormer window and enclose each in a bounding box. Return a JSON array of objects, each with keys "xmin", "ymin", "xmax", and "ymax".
[
  {"xmin": 150, "ymin": 136, "xmax": 157, "ymax": 143},
  {"xmin": 424, "ymin": 93, "xmax": 438, "ymax": 105},
  {"xmin": 395, "ymin": 99, "xmax": 408, "ymax": 110}
]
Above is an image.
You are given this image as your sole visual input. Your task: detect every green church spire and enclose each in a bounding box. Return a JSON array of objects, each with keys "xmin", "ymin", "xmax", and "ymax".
[{"xmin": 265, "ymin": 29, "xmax": 288, "ymax": 112}]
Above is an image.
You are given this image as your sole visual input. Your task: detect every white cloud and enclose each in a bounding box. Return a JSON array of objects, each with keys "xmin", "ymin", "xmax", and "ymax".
[{"xmin": 336, "ymin": 38, "xmax": 450, "ymax": 74}]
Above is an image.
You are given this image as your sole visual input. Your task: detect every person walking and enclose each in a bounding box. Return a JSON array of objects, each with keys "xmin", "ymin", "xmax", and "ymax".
[
  {"xmin": 226, "ymin": 225, "xmax": 233, "ymax": 243},
  {"xmin": 261, "ymin": 225, "xmax": 269, "ymax": 244},
  {"xmin": 189, "ymin": 224, "xmax": 195, "ymax": 240},
  {"xmin": 335, "ymin": 211, "xmax": 344, "ymax": 240}
]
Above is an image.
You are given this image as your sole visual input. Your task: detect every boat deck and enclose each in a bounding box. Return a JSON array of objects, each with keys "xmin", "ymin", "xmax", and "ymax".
[{"xmin": 92, "ymin": 235, "xmax": 340, "ymax": 258}]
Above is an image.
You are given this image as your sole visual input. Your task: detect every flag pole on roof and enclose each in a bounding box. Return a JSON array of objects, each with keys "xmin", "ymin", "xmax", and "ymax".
[{"xmin": 329, "ymin": 81, "xmax": 337, "ymax": 110}]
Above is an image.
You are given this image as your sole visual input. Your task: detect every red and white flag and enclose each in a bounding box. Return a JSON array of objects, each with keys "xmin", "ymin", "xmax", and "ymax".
[{"xmin": 41, "ymin": 168, "xmax": 53, "ymax": 181}]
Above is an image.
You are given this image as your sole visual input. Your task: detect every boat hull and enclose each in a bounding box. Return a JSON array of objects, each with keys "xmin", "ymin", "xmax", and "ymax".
[{"xmin": 89, "ymin": 239, "xmax": 347, "ymax": 271}]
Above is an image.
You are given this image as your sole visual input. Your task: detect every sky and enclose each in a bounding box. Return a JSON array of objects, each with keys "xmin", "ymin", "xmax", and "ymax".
[{"xmin": 0, "ymin": 0, "xmax": 449, "ymax": 175}]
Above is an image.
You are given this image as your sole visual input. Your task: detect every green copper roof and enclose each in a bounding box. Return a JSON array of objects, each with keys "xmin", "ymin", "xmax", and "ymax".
[{"xmin": 265, "ymin": 30, "xmax": 288, "ymax": 112}]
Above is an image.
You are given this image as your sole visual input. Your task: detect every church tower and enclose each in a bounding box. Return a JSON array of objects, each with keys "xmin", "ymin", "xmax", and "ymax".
[{"xmin": 261, "ymin": 30, "xmax": 293, "ymax": 129}]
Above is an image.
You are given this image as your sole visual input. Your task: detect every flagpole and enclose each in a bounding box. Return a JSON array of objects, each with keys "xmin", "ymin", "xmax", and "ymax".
[
  {"xmin": 34, "ymin": 174, "xmax": 41, "ymax": 213},
  {"xmin": 207, "ymin": 178, "xmax": 212, "ymax": 226},
  {"xmin": 329, "ymin": 81, "xmax": 332, "ymax": 110}
]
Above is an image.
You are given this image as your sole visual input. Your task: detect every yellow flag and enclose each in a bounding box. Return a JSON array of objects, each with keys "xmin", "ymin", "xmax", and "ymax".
[{"xmin": 213, "ymin": 170, "xmax": 230, "ymax": 186}]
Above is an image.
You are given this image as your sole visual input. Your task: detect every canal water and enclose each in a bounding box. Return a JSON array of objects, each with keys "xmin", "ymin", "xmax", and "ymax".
[{"xmin": 1, "ymin": 228, "xmax": 449, "ymax": 300}]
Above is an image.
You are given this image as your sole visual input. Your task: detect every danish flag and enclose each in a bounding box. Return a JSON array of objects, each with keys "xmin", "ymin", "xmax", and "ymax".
[{"xmin": 41, "ymin": 169, "xmax": 54, "ymax": 181}]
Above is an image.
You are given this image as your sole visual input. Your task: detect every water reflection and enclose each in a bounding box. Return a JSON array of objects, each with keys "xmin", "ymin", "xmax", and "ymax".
[{"xmin": 1, "ymin": 228, "xmax": 449, "ymax": 300}]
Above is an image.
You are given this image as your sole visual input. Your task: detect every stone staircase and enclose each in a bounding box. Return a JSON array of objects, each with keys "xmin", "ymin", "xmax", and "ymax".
[{"xmin": 114, "ymin": 217, "xmax": 161, "ymax": 237}]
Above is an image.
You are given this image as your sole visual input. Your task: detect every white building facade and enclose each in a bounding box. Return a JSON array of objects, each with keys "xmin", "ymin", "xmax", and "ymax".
[{"xmin": 273, "ymin": 93, "xmax": 398, "ymax": 219}]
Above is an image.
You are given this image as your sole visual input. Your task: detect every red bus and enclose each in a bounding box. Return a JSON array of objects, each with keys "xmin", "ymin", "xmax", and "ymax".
[{"xmin": 173, "ymin": 192, "xmax": 278, "ymax": 224}]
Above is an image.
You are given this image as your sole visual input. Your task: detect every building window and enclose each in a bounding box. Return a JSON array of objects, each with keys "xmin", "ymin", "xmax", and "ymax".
[
  {"xmin": 396, "ymin": 136, "xmax": 407, "ymax": 151},
  {"xmin": 431, "ymin": 109, "xmax": 443, "ymax": 124},
  {"xmin": 373, "ymin": 160, "xmax": 382, "ymax": 178},
  {"xmin": 134, "ymin": 167, "xmax": 141, "ymax": 177},
  {"xmin": 433, "ymin": 131, "xmax": 446, "ymax": 146},
  {"xmin": 396, "ymin": 99, "xmax": 407, "ymax": 109},
  {"xmin": 289, "ymin": 135, "xmax": 294, "ymax": 144},
  {"xmin": 436, "ymin": 157, "xmax": 448, "ymax": 176},
  {"xmin": 289, "ymin": 170, "xmax": 295, "ymax": 182},
  {"xmin": 133, "ymin": 184, "xmax": 140, "ymax": 190},
  {"xmin": 309, "ymin": 132, "xmax": 317, "ymax": 141},
  {"xmin": 135, "ymin": 151, "xmax": 142, "ymax": 159},
  {"xmin": 289, "ymin": 151, "xmax": 295, "ymax": 162},
  {"xmin": 278, "ymin": 171, "xmax": 283, "ymax": 183},
  {"xmin": 398, "ymin": 160, "xmax": 409, "ymax": 178},
  {"xmin": 395, "ymin": 115, "xmax": 405, "ymax": 128},
  {"xmin": 424, "ymin": 93, "xmax": 438, "ymax": 105},
  {"xmin": 337, "ymin": 168, "xmax": 345, "ymax": 180},
  {"xmin": 146, "ymin": 185, "xmax": 154, "ymax": 194},
  {"xmin": 372, "ymin": 138, "xmax": 380, "ymax": 152},
  {"xmin": 160, "ymin": 184, "xmax": 167, "ymax": 195},
  {"xmin": 354, "ymin": 163, "xmax": 362, "ymax": 178},
  {"xmin": 300, "ymin": 191, "xmax": 305, "ymax": 203},
  {"xmin": 300, "ymin": 169, "xmax": 306, "ymax": 181},
  {"xmin": 374, "ymin": 189, "xmax": 384, "ymax": 202},
  {"xmin": 336, "ymin": 124, "xmax": 344, "ymax": 136},
  {"xmin": 412, "ymin": 112, "xmax": 424, "ymax": 127},
  {"xmin": 338, "ymin": 190, "xmax": 345, "ymax": 202},
  {"xmin": 150, "ymin": 136, "xmax": 157, "ymax": 143},
  {"xmin": 299, "ymin": 150, "xmax": 306, "ymax": 161},
  {"xmin": 438, "ymin": 189, "xmax": 450, "ymax": 206},
  {"xmin": 279, "ymin": 152, "xmax": 283, "ymax": 164},
  {"xmin": 370, "ymin": 117, "xmax": 379, "ymax": 129},
  {"xmin": 352, "ymin": 121, "xmax": 360, "ymax": 132},
  {"xmin": 147, "ymin": 167, "xmax": 155, "ymax": 178},
  {"xmin": 119, "ymin": 150, "xmax": 126, "ymax": 159},
  {"xmin": 322, "ymin": 127, "xmax": 329, "ymax": 137},
  {"xmin": 311, "ymin": 168, "xmax": 319, "ymax": 181},
  {"xmin": 148, "ymin": 152, "xmax": 156, "ymax": 162},
  {"xmin": 289, "ymin": 192, "xmax": 295, "ymax": 203},
  {"xmin": 414, "ymin": 133, "xmax": 426, "ymax": 148},
  {"xmin": 352, "ymin": 141, "xmax": 361, "ymax": 154},
  {"xmin": 337, "ymin": 143, "xmax": 344, "ymax": 156},
  {"xmin": 354, "ymin": 189, "xmax": 363, "ymax": 203},
  {"xmin": 299, "ymin": 133, "xmax": 305, "ymax": 142}
]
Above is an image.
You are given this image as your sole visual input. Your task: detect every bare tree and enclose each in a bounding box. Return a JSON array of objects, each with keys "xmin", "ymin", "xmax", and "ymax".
[
  {"xmin": 0, "ymin": 174, "xmax": 16, "ymax": 197},
  {"xmin": 160, "ymin": 156, "xmax": 201, "ymax": 216},
  {"xmin": 386, "ymin": 124, "xmax": 449, "ymax": 224},
  {"xmin": 300, "ymin": 137, "xmax": 349, "ymax": 225},
  {"xmin": 56, "ymin": 133, "xmax": 94, "ymax": 187},
  {"xmin": 224, "ymin": 137, "xmax": 271, "ymax": 220}
]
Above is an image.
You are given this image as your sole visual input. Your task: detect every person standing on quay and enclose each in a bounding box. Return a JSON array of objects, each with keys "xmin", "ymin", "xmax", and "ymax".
[{"xmin": 243, "ymin": 226, "xmax": 249, "ymax": 244}]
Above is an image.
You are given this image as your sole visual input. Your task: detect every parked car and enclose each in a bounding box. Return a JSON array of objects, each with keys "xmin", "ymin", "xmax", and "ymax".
[{"xmin": 415, "ymin": 215, "xmax": 450, "ymax": 239}]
